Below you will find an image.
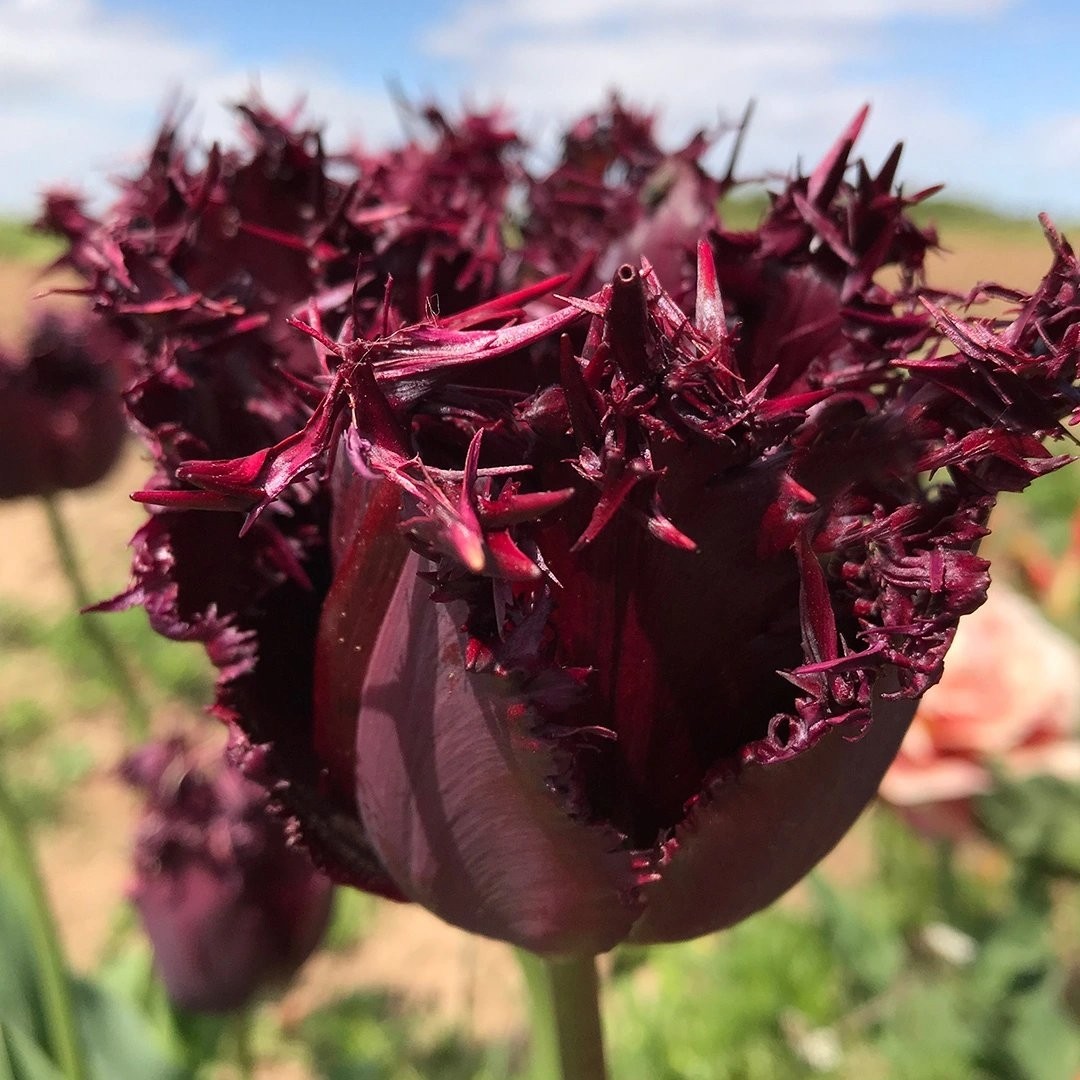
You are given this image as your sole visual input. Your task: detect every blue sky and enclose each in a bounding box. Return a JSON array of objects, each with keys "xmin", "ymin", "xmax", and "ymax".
[{"xmin": 3, "ymin": 0, "xmax": 1079, "ymax": 221}]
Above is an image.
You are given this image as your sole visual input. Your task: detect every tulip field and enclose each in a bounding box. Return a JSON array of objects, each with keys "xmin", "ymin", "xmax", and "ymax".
[{"xmin": 3, "ymin": 101, "xmax": 1080, "ymax": 1080}]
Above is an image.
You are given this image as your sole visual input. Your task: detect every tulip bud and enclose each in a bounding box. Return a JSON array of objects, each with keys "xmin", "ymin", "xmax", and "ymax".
[
  {"xmin": 122, "ymin": 739, "xmax": 333, "ymax": 1012},
  {"xmin": 0, "ymin": 311, "xmax": 126, "ymax": 499}
]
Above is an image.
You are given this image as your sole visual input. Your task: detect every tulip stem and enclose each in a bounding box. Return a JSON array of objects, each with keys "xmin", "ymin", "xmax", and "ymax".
[
  {"xmin": 517, "ymin": 950, "xmax": 608, "ymax": 1080},
  {"xmin": 231, "ymin": 1010, "xmax": 255, "ymax": 1080},
  {"xmin": 41, "ymin": 494, "xmax": 150, "ymax": 742},
  {"xmin": 0, "ymin": 767, "xmax": 88, "ymax": 1080},
  {"xmin": 934, "ymin": 838, "xmax": 957, "ymax": 920}
]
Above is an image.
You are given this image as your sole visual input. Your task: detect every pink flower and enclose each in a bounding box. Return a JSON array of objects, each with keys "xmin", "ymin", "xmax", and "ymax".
[{"xmin": 879, "ymin": 586, "xmax": 1080, "ymax": 838}]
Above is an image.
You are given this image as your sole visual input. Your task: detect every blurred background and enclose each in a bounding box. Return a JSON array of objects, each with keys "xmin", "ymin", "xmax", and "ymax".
[
  {"xmin": 3, "ymin": 0, "xmax": 1080, "ymax": 222},
  {"xmin": 2, "ymin": 2, "xmax": 1080, "ymax": 1078}
]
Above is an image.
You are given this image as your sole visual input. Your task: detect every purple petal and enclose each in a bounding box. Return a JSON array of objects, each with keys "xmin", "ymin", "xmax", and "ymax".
[
  {"xmin": 629, "ymin": 677, "xmax": 915, "ymax": 942},
  {"xmin": 351, "ymin": 554, "xmax": 650, "ymax": 954}
]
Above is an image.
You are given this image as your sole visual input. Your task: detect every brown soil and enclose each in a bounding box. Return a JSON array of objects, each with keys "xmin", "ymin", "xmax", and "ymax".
[
  {"xmin": 923, "ymin": 228, "xmax": 1055, "ymax": 298},
  {"xmin": 0, "ymin": 261, "xmax": 84, "ymax": 349},
  {"xmin": 0, "ymin": 229, "xmax": 1060, "ymax": 1071}
]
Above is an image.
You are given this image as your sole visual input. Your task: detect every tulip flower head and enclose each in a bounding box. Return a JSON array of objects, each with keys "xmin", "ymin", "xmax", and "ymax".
[
  {"xmin": 57, "ymin": 99, "xmax": 1080, "ymax": 954},
  {"xmin": 0, "ymin": 310, "xmax": 126, "ymax": 499},
  {"xmin": 122, "ymin": 738, "xmax": 333, "ymax": 1012}
]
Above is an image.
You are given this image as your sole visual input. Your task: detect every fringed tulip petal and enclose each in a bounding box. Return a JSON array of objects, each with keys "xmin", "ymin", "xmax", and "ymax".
[
  {"xmin": 51, "ymin": 95, "xmax": 1080, "ymax": 953},
  {"xmin": 629, "ymin": 681, "xmax": 915, "ymax": 942},
  {"xmin": 123, "ymin": 739, "xmax": 333, "ymax": 1012},
  {"xmin": 351, "ymin": 554, "xmax": 648, "ymax": 954}
]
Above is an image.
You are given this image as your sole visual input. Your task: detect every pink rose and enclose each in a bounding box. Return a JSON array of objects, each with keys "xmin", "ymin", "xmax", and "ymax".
[{"xmin": 880, "ymin": 586, "xmax": 1080, "ymax": 838}]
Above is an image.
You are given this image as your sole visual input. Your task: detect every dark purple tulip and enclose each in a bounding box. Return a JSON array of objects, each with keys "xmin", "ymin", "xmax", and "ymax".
[
  {"xmin": 122, "ymin": 738, "xmax": 333, "ymax": 1013},
  {"xmin": 523, "ymin": 94, "xmax": 720, "ymax": 299},
  {"xmin": 0, "ymin": 311, "xmax": 127, "ymax": 499},
  {"xmin": 53, "ymin": 99, "xmax": 1080, "ymax": 954}
]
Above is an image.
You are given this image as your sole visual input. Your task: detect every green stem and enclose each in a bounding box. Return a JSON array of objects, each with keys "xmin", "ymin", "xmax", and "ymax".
[
  {"xmin": 0, "ymin": 770, "xmax": 88, "ymax": 1080},
  {"xmin": 934, "ymin": 837, "xmax": 958, "ymax": 921},
  {"xmin": 517, "ymin": 950, "xmax": 607, "ymax": 1080},
  {"xmin": 41, "ymin": 494, "xmax": 150, "ymax": 742},
  {"xmin": 232, "ymin": 1010, "xmax": 254, "ymax": 1080}
]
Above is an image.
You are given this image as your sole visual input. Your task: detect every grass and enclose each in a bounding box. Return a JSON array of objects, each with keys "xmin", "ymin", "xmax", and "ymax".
[
  {"xmin": 0, "ymin": 220, "xmax": 62, "ymax": 264},
  {"xmin": 907, "ymin": 197, "xmax": 1075, "ymax": 243},
  {"xmin": 718, "ymin": 191, "xmax": 1078, "ymax": 244},
  {"xmin": 298, "ymin": 991, "xmax": 509, "ymax": 1080},
  {"xmin": 0, "ymin": 598, "xmax": 213, "ymax": 823},
  {"xmin": 0, "ymin": 602, "xmax": 212, "ymax": 712}
]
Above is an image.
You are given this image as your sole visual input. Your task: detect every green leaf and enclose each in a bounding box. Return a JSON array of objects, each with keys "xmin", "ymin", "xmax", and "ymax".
[
  {"xmin": 301, "ymin": 991, "xmax": 500, "ymax": 1080},
  {"xmin": 0, "ymin": 850, "xmax": 81, "ymax": 1079},
  {"xmin": 976, "ymin": 775, "xmax": 1080, "ymax": 879},
  {"xmin": 0, "ymin": 1024, "xmax": 66, "ymax": 1080},
  {"xmin": 70, "ymin": 981, "xmax": 183, "ymax": 1080},
  {"xmin": 608, "ymin": 910, "xmax": 840, "ymax": 1080},
  {"xmin": 0, "ymin": 878, "xmax": 184, "ymax": 1080},
  {"xmin": 0, "ymin": 880, "xmax": 48, "ymax": 1048},
  {"xmin": 999, "ymin": 981, "xmax": 1080, "ymax": 1080},
  {"xmin": 809, "ymin": 873, "xmax": 904, "ymax": 997},
  {"xmin": 970, "ymin": 903, "xmax": 1080, "ymax": 1079},
  {"xmin": 870, "ymin": 982, "xmax": 979, "ymax": 1080},
  {"xmin": 95, "ymin": 940, "xmax": 229, "ymax": 1076}
]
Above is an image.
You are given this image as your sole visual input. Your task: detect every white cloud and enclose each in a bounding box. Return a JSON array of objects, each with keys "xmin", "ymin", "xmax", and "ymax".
[
  {"xmin": 0, "ymin": 0, "xmax": 211, "ymax": 104},
  {"xmin": 429, "ymin": 0, "xmax": 1007, "ymax": 41},
  {"xmin": 1030, "ymin": 113, "xmax": 1080, "ymax": 171},
  {"xmin": 2, "ymin": 0, "xmax": 1074, "ymax": 223},
  {"xmin": 419, "ymin": 0, "xmax": 1080, "ymax": 220},
  {"xmin": 420, "ymin": 6, "xmax": 958, "ymax": 200},
  {"xmin": 423, "ymin": 5, "xmax": 910, "ymax": 144},
  {"xmin": 0, "ymin": 0, "xmax": 397, "ymax": 215}
]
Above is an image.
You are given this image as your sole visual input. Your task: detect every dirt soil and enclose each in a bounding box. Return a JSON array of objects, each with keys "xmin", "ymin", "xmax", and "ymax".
[{"xmin": 0, "ymin": 228, "xmax": 1062, "ymax": 1072}]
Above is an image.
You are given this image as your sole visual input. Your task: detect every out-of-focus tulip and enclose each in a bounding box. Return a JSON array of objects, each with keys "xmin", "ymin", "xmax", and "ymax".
[
  {"xmin": 879, "ymin": 587, "xmax": 1080, "ymax": 838},
  {"xmin": 0, "ymin": 311, "xmax": 126, "ymax": 499},
  {"xmin": 122, "ymin": 738, "xmax": 333, "ymax": 1013},
  {"xmin": 53, "ymin": 99, "xmax": 1080, "ymax": 954}
]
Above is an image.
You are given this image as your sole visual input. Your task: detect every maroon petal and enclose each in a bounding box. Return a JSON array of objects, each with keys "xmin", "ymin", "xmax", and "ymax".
[
  {"xmin": 629, "ymin": 677, "xmax": 914, "ymax": 942},
  {"xmin": 349, "ymin": 554, "xmax": 651, "ymax": 954}
]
